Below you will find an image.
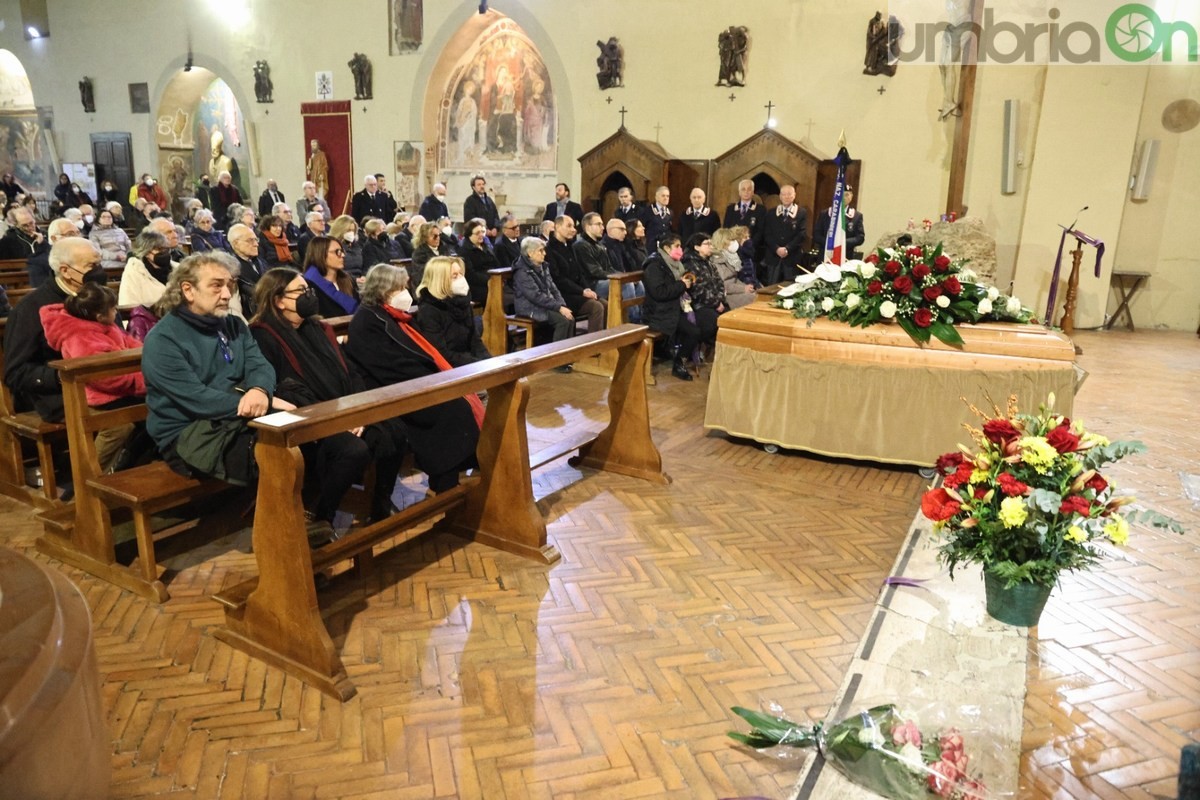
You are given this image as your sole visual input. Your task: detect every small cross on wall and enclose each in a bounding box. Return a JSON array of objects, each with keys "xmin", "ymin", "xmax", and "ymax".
[
  {"xmin": 728, "ymin": 93, "xmax": 737, "ymax": 102},
  {"xmin": 877, "ymin": 85, "xmax": 887, "ymax": 95},
  {"xmin": 606, "ymin": 96, "xmax": 613, "ymax": 105}
]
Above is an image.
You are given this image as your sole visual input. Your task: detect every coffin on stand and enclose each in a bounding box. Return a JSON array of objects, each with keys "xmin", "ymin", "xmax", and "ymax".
[{"xmin": 704, "ymin": 305, "xmax": 1077, "ymax": 467}]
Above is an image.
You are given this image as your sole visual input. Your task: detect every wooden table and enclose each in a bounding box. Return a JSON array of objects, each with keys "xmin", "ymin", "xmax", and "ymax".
[{"xmin": 704, "ymin": 305, "xmax": 1078, "ymax": 467}]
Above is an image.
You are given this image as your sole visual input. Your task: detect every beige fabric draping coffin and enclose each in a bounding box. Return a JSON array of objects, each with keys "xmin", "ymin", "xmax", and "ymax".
[{"xmin": 704, "ymin": 307, "xmax": 1077, "ymax": 467}]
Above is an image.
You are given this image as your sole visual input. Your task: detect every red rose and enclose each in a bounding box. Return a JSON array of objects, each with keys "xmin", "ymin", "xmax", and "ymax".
[
  {"xmin": 913, "ymin": 308, "xmax": 933, "ymax": 328},
  {"xmin": 996, "ymin": 472, "xmax": 1029, "ymax": 497},
  {"xmin": 893, "ymin": 275, "xmax": 914, "ymax": 294},
  {"xmin": 942, "ymin": 276, "xmax": 962, "ymax": 295},
  {"xmin": 983, "ymin": 418, "xmax": 1020, "ymax": 444},
  {"xmin": 867, "ymin": 280, "xmax": 884, "ymax": 296},
  {"xmin": 974, "ymin": 486, "xmax": 988, "ymax": 499},
  {"xmin": 1045, "ymin": 425, "xmax": 1081, "ymax": 453},
  {"xmin": 943, "ymin": 461, "xmax": 974, "ymax": 489},
  {"xmin": 934, "ymin": 254, "xmax": 952, "ymax": 271},
  {"xmin": 907, "ymin": 246, "xmax": 924, "ymax": 258},
  {"xmin": 923, "ymin": 285, "xmax": 942, "ymax": 302},
  {"xmin": 912, "ymin": 263, "xmax": 932, "ymax": 280},
  {"xmin": 927, "ymin": 760, "xmax": 959, "ymax": 798},
  {"xmin": 922, "ymin": 488, "xmax": 962, "ymax": 522},
  {"xmin": 1059, "ymin": 495, "xmax": 1092, "ymax": 516},
  {"xmin": 865, "ymin": 253, "xmax": 879, "ymax": 264},
  {"xmin": 1085, "ymin": 474, "xmax": 1108, "ymax": 494},
  {"xmin": 935, "ymin": 452, "xmax": 965, "ymax": 474},
  {"xmin": 884, "ymin": 259, "xmax": 902, "ymax": 276}
]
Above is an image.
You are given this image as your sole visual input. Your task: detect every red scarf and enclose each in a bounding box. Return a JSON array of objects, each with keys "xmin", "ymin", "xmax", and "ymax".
[
  {"xmin": 263, "ymin": 229, "xmax": 292, "ymax": 263},
  {"xmin": 382, "ymin": 305, "xmax": 485, "ymax": 428}
]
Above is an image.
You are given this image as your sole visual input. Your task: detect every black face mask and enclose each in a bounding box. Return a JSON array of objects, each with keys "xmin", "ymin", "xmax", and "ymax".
[
  {"xmin": 81, "ymin": 266, "xmax": 108, "ymax": 285},
  {"xmin": 294, "ymin": 291, "xmax": 320, "ymax": 318},
  {"xmin": 201, "ymin": 179, "xmax": 211, "ymax": 187},
  {"xmin": 151, "ymin": 251, "xmax": 173, "ymax": 269}
]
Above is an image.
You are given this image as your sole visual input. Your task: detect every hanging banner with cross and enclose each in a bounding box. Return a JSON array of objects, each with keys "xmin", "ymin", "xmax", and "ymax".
[{"xmin": 823, "ymin": 131, "xmax": 851, "ymax": 266}]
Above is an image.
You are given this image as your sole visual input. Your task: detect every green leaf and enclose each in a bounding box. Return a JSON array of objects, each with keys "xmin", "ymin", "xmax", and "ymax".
[
  {"xmin": 897, "ymin": 317, "xmax": 929, "ymax": 344},
  {"xmin": 1028, "ymin": 489, "xmax": 1062, "ymax": 514},
  {"xmin": 929, "ymin": 319, "xmax": 964, "ymax": 348}
]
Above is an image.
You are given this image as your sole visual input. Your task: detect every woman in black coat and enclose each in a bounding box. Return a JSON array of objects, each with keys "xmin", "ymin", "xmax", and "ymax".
[
  {"xmin": 250, "ymin": 268, "xmax": 405, "ymax": 526},
  {"xmin": 414, "ymin": 256, "xmax": 491, "ymax": 367},
  {"xmin": 361, "ymin": 218, "xmax": 394, "ymax": 270},
  {"xmin": 641, "ymin": 233, "xmax": 701, "ymax": 381},
  {"xmin": 344, "ymin": 263, "xmax": 481, "ymax": 493},
  {"xmin": 458, "ymin": 218, "xmax": 497, "ymax": 307},
  {"xmin": 409, "ymin": 221, "xmax": 450, "ymax": 289}
]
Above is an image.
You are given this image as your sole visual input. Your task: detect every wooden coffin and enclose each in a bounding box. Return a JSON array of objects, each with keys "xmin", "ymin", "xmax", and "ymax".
[{"xmin": 704, "ymin": 304, "xmax": 1078, "ymax": 466}]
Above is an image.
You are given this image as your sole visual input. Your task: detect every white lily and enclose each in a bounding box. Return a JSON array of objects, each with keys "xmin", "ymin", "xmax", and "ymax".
[
  {"xmin": 776, "ymin": 283, "xmax": 803, "ymax": 297},
  {"xmin": 814, "ymin": 262, "xmax": 843, "ymax": 283}
]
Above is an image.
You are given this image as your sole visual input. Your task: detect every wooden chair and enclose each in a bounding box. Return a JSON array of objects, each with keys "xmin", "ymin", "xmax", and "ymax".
[
  {"xmin": 0, "ymin": 348, "xmax": 67, "ymax": 509},
  {"xmin": 213, "ymin": 324, "xmax": 668, "ymax": 700}
]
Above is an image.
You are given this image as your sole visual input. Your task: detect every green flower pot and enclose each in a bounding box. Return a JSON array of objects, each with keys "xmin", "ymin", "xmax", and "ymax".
[{"xmin": 983, "ymin": 571, "xmax": 1053, "ymax": 627}]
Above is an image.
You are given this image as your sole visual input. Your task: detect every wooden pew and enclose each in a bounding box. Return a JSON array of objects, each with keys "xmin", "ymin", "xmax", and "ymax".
[
  {"xmin": 212, "ymin": 324, "xmax": 668, "ymax": 700},
  {"xmin": 481, "ymin": 267, "xmax": 534, "ymax": 355},
  {"xmin": 0, "ymin": 346, "xmax": 67, "ymax": 509},
  {"xmin": 35, "ymin": 315, "xmax": 354, "ymax": 603}
]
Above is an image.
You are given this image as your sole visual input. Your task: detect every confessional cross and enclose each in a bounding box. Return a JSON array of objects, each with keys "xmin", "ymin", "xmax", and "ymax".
[
  {"xmin": 804, "ymin": 118, "xmax": 815, "ymax": 138},
  {"xmin": 653, "ymin": 121, "xmax": 663, "ymax": 141},
  {"xmin": 618, "ymin": 106, "xmax": 628, "ymax": 129},
  {"xmin": 764, "ymin": 100, "xmax": 775, "ymax": 126}
]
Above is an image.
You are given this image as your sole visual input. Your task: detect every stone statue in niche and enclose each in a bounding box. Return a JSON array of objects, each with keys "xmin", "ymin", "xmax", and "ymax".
[
  {"xmin": 349, "ymin": 53, "xmax": 373, "ymax": 100},
  {"xmin": 863, "ymin": 11, "xmax": 901, "ymax": 77},
  {"xmin": 79, "ymin": 77, "xmax": 95, "ymax": 113},
  {"xmin": 717, "ymin": 26, "xmax": 749, "ymax": 87},
  {"xmin": 253, "ymin": 60, "xmax": 273, "ymax": 103},
  {"xmin": 208, "ymin": 130, "xmax": 238, "ymax": 187},
  {"xmin": 596, "ymin": 37, "xmax": 623, "ymax": 90},
  {"xmin": 307, "ymin": 139, "xmax": 329, "ymax": 199}
]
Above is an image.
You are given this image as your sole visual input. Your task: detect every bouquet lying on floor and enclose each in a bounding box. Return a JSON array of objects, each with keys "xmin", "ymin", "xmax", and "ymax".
[{"xmin": 730, "ymin": 703, "xmax": 996, "ymax": 799}]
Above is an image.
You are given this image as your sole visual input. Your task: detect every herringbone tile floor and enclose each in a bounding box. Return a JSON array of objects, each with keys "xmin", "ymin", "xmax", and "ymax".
[{"xmin": 1, "ymin": 329, "xmax": 1196, "ymax": 799}]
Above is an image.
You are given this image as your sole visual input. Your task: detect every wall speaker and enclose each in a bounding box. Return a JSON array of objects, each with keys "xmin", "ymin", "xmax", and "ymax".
[
  {"xmin": 1001, "ymin": 99, "xmax": 1018, "ymax": 195},
  {"xmin": 1130, "ymin": 139, "xmax": 1159, "ymax": 201}
]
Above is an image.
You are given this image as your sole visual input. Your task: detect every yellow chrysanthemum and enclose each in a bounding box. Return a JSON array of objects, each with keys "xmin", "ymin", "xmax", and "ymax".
[
  {"xmin": 1019, "ymin": 436, "xmax": 1059, "ymax": 474},
  {"xmin": 999, "ymin": 496, "xmax": 1028, "ymax": 528},
  {"xmin": 970, "ymin": 467, "xmax": 991, "ymax": 484},
  {"xmin": 1104, "ymin": 515, "xmax": 1130, "ymax": 546},
  {"xmin": 1081, "ymin": 432, "xmax": 1110, "ymax": 448},
  {"xmin": 1064, "ymin": 526, "xmax": 1087, "ymax": 544}
]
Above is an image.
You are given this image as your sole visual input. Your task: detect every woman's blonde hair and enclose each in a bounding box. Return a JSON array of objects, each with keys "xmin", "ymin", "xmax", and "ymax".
[
  {"xmin": 418, "ymin": 256, "xmax": 462, "ymax": 300},
  {"xmin": 711, "ymin": 228, "xmax": 735, "ymax": 251},
  {"xmin": 363, "ymin": 217, "xmax": 386, "ymax": 237},
  {"xmin": 731, "ymin": 225, "xmax": 750, "ymax": 243},
  {"xmin": 329, "ymin": 214, "xmax": 358, "ymax": 242},
  {"xmin": 417, "ymin": 222, "xmax": 441, "ymax": 248}
]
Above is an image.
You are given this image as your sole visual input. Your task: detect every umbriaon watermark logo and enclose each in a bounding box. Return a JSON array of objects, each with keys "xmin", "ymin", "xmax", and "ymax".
[{"xmin": 889, "ymin": 1, "xmax": 1199, "ymax": 64}]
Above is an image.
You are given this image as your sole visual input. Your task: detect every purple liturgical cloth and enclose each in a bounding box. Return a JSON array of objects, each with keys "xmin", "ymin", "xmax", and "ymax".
[{"xmin": 1046, "ymin": 225, "xmax": 1105, "ymax": 325}]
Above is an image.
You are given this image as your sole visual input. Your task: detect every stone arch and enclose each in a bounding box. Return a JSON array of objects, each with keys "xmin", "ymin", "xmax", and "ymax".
[
  {"xmin": 596, "ymin": 169, "xmax": 634, "ymax": 218},
  {"xmin": 415, "ymin": 1, "xmax": 574, "ymax": 219},
  {"xmin": 151, "ymin": 56, "xmax": 255, "ymax": 220}
]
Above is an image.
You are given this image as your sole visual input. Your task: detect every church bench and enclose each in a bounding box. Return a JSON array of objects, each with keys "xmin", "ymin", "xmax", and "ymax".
[
  {"xmin": 35, "ymin": 314, "xmax": 356, "ymax": 603},
  {"xmin": 0, "ymin": 348, "xmax": 66, "ymax": 510},
  {"xmin": 481, "ymin": 267, "xmax": 535, "ymax": 355},
  {"xmin": 212, "ymin": 323, "xmax": 669, "ymax": 700}
]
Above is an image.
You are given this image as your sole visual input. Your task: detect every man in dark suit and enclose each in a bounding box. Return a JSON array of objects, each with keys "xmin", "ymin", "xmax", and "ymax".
[
  {"xmin": 418, "ymin": 183, "xmax": 449, "ymax": 222},
  {"xmin": 494, "ymin": 214, "xmax": 522, "ymax": 268},
  {"xmin": 613, "ymin": 187, "xmax": 640, "ymax": 229},
  {"xmin": 723, "ymin": 178, "xmax": 767, "ymax": 260},
  {"xmin": 640, "ymin": 185, "xmax": 673, "ymax": 253},
  {"xmin": 541, "ymin": 183, "xmax": 584, "ymax": 227},
  {"xmin": 762, "ymin": 185, "xmax": 808, "ymax": 284},
  {"xmin": 374, "ymin": 174, "xmax": 399, "ymax": 221},
  {"xmin": 462, "ymin": 175, "xmax": 500, "ymax": 238},
  {"xmin": 257, "ymin": 179, "xmax": 285, "ymax": 216},
  {"xmin": 679, "ymin": 188, "xmax": 719, "ymax": 242},
  {"xmin": 812, "ymin": 185, "xmax": 866, "ymax": 260},
  {"xmin": 350, "ymin": 175, "xmax": 388, "ymax": 224}
]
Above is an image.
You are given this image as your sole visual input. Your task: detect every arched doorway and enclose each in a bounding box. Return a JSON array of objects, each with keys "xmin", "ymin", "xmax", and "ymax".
[
  {"xmin": 154, "ymin": 68, "xmax": 251, "ymax": 221},
  {"xmin": 597, "ymin": 170, "xmax": 633, "ymax": 219},
  {"xmin": 751, "ymin": 171, "xmax": 781, "ymax": 207},
  {"xmin": 0, "ymin": 49, "xmax": 56, "ymax": 213}
]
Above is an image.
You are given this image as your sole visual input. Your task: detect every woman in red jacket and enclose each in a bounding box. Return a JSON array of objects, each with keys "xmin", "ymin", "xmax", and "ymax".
[{"xmin": 40, "ymin": 283, "xmax": 147, "ymax": 471}]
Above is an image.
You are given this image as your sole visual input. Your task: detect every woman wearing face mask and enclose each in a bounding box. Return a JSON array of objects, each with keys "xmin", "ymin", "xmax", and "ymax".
[
  {"xmin": 54, "ymin": 173, "xmax": 73, "ymax": 206},
  {"xmin": 328, "ymin": 214, "xmax": 364, "ymax": 278},
  {"xmin": 436, "ymin": 216, "xmax": 460, "ymax": 256},
  {"xmin": 97, "ymin": 180, "xmax": 121, "ymax": 207},
  {"xmin": 118, "ymin": 229, "xmax": 174, "ymax": 307},
  {"xmin": 89, "ymin": 208, "xmax": 133, "ymax": 271},
  {"xmin": 710, "ymin": 228, "xmax": 756, "ymax": 309},
  {"xmin": 69, "ymin": 182, "xmax": 93, "ymax": 209},
  {"xmin": 458, "ymin": 218, "xmax": 496, "ymax": 307},
  {"xmin": 413, "ymin": 256, "xmax": 490, "ymax": 366},
  {"xmin": 250, "ymin": 268, "xmax": 407, "ymax": 528},
  {"xmin": 189, "ymin": 209, "xmax": 228, "ymax": 253},
  {"xmin": 360, "ymin": 218, "xmax": 394, "ymax": 267},
  {"xmin": 301, "ymin": 235, "xmax": 359, "ymax": 318},
  {"xmin": 410, "ymin": 222, "xmax": 449, "ymax": 289},
  {"xmin": 345, "ymin": 263, "xmax": 482, "ymax": 495},
  {"xmin": 642, "ymin": 233, "xmax": 702, "ymax": 382}
]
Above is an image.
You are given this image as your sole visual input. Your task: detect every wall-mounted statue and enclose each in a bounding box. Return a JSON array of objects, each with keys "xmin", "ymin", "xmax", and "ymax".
[
  {"xmin": 79, "ymin": 77, "xmax": 95, "ymax": 113},
  {"xmin": 717, "ymin": 26, "xmax": 749, "ymax": 87},
  {"xmin": 349, "ymin": 53, "xmax": 373, "ymax": 100},
  {"xmin": 863, "ymin": 11, "xmax": 901, "ymax": 77},
  {"xmin": 254, "ymin": 60, "xmax": 273, "ymax": 103},
  {"xmin": 596, "ymin": 37, "xmax": 623, "ymax": 90}
]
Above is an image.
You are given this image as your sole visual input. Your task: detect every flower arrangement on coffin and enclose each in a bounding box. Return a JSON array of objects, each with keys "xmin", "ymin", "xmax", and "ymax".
[
  {"xmin": 729, "ymin": 704, "xmax": 993, "ymax": 799},
  {"xmin": 773, "ymin": 244, "xmax": 1034, "ymax": 348},
  {"xmin": 921, "ymin": 394, "xmax": 1184, "ymax": 625}
]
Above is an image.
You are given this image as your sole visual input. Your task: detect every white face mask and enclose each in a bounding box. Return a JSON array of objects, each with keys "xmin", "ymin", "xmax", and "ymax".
[
  {"xmin": 84, "ymin": 214, "xmax": 95, "ymax": 224},
  {"xmin": 435, "ymin": 193, "xmax": 446, "ymax": 201},
  {"xmin": 727, "ymin": 241, "xmax": 739, "ymax": 253},
  {"xmin": 73, "ymin": 219, "xmax": 84, "ymax": 230},
  {"xmin": 450, "ymin": 276, "xmax": 470, "ymax": 297},
  {"xmin": 144, "ymin": 178, "xmax": 154, "ymax": 186},
  {"xmin": 343, "ymin": 231, "xmax": 357, "ymax": 243},
  {"xmin": 388, "ymin": 289, "xmax": 413, "ymax": 312},
  {"xmin": 441, "ymin": 225, "xmax": 453, "ymax": 236}
]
